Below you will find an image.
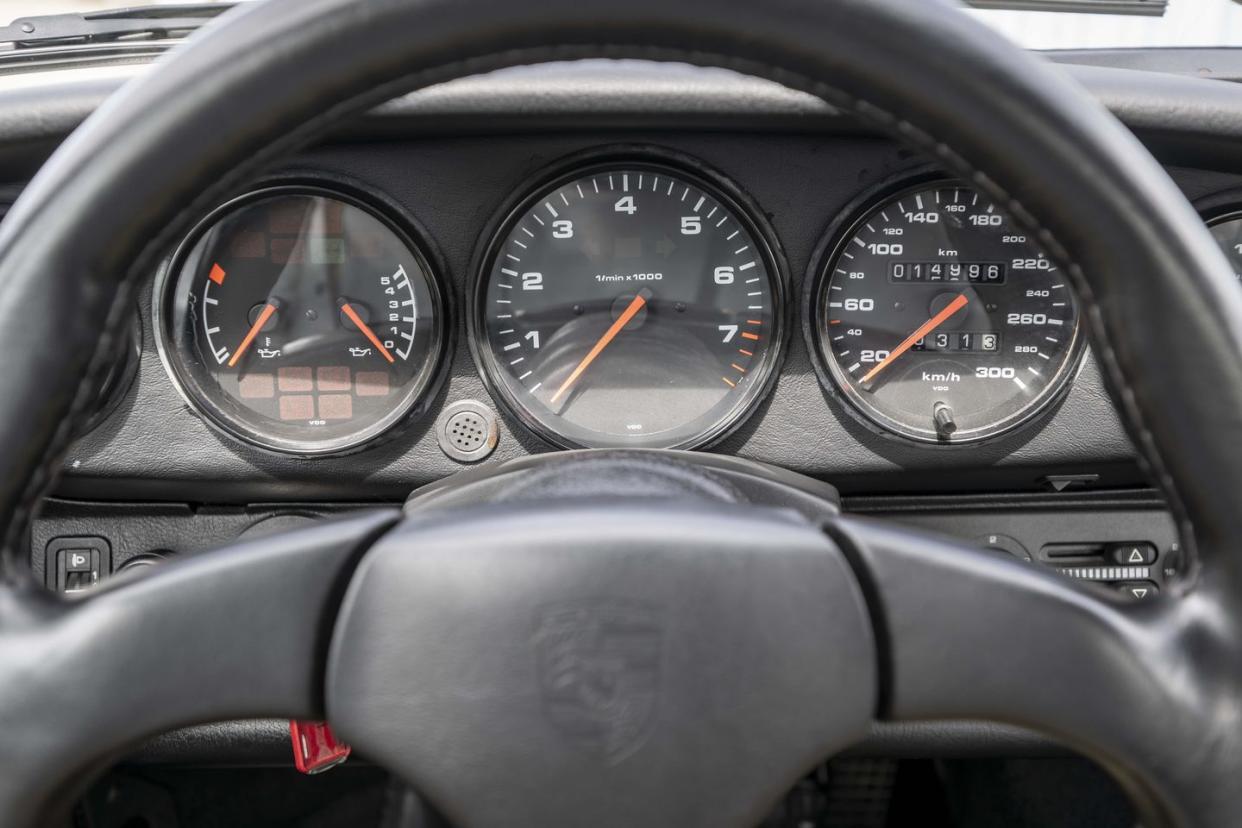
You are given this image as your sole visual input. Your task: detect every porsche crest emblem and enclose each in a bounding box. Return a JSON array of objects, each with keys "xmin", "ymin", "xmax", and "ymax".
[{"xmin": 535, "ymin": 599, "xmax": 664, "ymax": 765}]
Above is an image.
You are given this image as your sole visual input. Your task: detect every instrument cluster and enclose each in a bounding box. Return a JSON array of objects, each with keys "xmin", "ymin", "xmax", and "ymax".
[{"xmin": 144, "ymin": 147, "xmax": 1242, "ymax": 459}]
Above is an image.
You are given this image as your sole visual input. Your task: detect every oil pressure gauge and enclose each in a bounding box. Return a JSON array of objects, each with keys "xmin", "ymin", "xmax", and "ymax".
[{"xmin": 155, "ymin": 184, "xmax": 447, "ymax": 455}]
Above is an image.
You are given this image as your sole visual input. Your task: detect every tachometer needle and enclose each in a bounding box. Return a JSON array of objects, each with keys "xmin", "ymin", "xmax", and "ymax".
[
  {"xmin": 341, "ymin": 302, "xmax": 396, "ymax": 364},
  {"xmin": 550, "ymin": 293, "xmax": 647, "ymax": 404},
  {"xmin": 860, "ymin": 293, "xmax": 969, "ymax": 384},
  {"xmin": 228, "ymin": 302, "xmax": 277, "ymax": 368}
]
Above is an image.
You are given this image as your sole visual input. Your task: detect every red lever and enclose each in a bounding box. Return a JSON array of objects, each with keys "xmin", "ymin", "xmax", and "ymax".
[{"xmin": 290, "ymin": 720, "xmax": 351, "ymax": 774}]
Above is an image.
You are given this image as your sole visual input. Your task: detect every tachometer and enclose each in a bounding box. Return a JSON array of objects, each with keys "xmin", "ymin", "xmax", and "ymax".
[
  {"xmin": 472, "ymin": 154, "xmax": 786, "ymax": 449},
  {"xmin": 155, "ymin": 184, "xmax": 447, "ymax": 455},
  {"xmin": 808, "ymin": 178, "xmax": 1083, "ymax": 443}
]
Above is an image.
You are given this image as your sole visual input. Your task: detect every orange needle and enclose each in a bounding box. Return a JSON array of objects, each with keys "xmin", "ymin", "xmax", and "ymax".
[
  {"xmin": 860, "ymin": 293, "xmax": 969, "ymax": 384},
  {"xmin": 341, "ymin": 302, "xmax": 396, "ymax": 364},
  {"xmin": 228, "ymin": 302, "xmax": 277, "ymax": 368},
  {"xmin": 550, "ymin": 293, "xmax": 647, "ymax": 404}
]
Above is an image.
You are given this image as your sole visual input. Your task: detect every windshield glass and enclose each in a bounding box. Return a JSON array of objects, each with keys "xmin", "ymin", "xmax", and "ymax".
[
  {"xmin": 970, "ymin": 0, "xmax": 1242, "ymax": 49},
  {"xmin": 2, "ymin": 0, "xmax": 1242, "ymax": 51},
  {"xmin": 0, "ymin": 0, "xmax": 236, "ymax": 20}
]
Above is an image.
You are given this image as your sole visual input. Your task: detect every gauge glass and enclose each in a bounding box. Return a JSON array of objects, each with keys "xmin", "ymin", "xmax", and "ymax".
[
  {"xmin": 474, "ymin": 159, "xmax": 785, "ymax": 449},
  {"xmin": 1206, "ymin": 211, "xmax": 1242, "ymax": 279},
  {"xmin": 157, "ymin": 187, "xmax": 445, "ymax": 455},
  {"xmin": 812, "ymin": 180, "xmax": 1082, "ymax": 443}
]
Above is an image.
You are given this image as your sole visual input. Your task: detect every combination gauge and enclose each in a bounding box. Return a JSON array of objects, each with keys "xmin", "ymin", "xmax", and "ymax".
[{"xmin": 155, "ymin": 184, "xmax": 447, "ymax": 456}]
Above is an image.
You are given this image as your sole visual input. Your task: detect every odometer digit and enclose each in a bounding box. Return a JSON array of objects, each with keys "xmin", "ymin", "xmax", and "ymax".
[{"xmin": 809, "ymin": 179, "xmax": 1083, "ymax": 443}]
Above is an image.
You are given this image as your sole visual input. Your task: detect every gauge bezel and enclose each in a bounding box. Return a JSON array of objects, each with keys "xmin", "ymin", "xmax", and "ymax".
[
  {"xmin": 1194, "ymin": 186, "xmax": 1242, "ymax": 227},
  {"xmin": 1195, "ymin": 188, "xmax": 1242, "ymax": 280},
  {"xmin": 153, "ymin": 178, "xmax": 450, "ymax": 458},
  {"xmin": 802, "ymin": 170, "xmax": 1086, "ymax": 447},
  {"xmin": 466, "ymin": 145, "xmax": 790, "ymax": 451}
]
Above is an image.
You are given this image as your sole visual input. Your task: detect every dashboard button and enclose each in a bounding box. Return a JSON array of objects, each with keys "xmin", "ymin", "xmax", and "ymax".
[
  {"xmin": 1116, "ymin": 581, "xmax": 1159, "ymax": 600},
  {"xmin": 63, "ymin": 549, "xmax": 93, "ymax": 573},
  {"xmin": 1109, "ymin": 542, "xmax": 1157, "ymax": 566}
]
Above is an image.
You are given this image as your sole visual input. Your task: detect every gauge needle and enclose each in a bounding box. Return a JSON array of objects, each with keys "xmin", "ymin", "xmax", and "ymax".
[
  {"xmin": 341, "ymin": 302, "xmax": 396, "ymax": 364},
  {"xmin": 550, "ymin": 293, "xmax": 647, "ymax": 404},
  {"xmin": 228, "ymin": 302, "xmax": 277, "ymax": 368},
  {"xmin": 860, "ymin": 293, "xmax": 969, "ymax": 384}
]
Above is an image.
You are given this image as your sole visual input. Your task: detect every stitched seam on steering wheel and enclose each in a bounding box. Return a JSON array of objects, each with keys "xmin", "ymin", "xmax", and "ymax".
[{"xmin": 3, "ymin": 41, "xmax": 1190, "ymax": 584}]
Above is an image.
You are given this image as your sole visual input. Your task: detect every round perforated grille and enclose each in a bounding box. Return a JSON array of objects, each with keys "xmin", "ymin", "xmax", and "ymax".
[
  {"xmin": 447, "ymin": 410, "xmax": 488, "ymax": 453},
  {"xmin": 436, "ymin": 400, "xmax": 498, "ymax": 462}
]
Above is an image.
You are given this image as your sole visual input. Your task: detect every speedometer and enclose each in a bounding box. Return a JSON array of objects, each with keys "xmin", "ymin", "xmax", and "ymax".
[{"xmin": 808, "ymin": 178, "xmax": 1083, "ymax": 444}]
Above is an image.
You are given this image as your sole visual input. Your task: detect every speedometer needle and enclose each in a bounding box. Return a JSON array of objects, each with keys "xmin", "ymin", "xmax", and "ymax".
[
  {"xmin": 860, "ymin": 293, "xmax": 969, "ymax": 384},
  {"xmin": 228, "ymin": 302, "xmax": 277, "ymax": 368},
  {"xmin": 550, "ymin": 293, "xmax": 647, "ymax": 404},
  {"xmin": 341, "ymin": 302, "xmax": 396, "ymax": 364}
]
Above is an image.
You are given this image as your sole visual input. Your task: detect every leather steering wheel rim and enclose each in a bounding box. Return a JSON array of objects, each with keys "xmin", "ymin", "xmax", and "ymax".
[{"xmin": 2, "ymin": 0, "xmax": 1242, "ymax": 825}]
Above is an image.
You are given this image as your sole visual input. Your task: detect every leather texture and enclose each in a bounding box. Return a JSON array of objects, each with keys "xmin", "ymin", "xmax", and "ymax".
[
  {"xmin": 406, "ymin": 449, "xmax": 841, "ymax": 520},
  {"xmin": 0, "ymin": 1, "xmax": 1239, "ymax": 827},
  {"xmin": 0, "ymin": 509, "xmax": 399, "ymax": 827},
  {"xmin": 830, "ymin": 514, "xmax": 1240, "ymax": 827},
  {"xmin": 328, "ymin": 503, "xmax": 874, "ymax": 828}
]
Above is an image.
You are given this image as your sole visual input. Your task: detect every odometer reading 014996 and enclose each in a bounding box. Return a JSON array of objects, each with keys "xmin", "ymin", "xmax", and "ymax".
[
  {"xmin": 474, "ymin": 158, "xmax": 785, "ymax": 449},
  {"xmin": 811, "ymin": 180, "xmax": 1082, "ymax": 443}
]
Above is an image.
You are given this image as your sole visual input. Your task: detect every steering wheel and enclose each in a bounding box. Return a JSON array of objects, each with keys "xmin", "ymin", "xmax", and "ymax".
[{"xmin": 2, "ymin": 0, "xmax": 1240, "ymax": 825}]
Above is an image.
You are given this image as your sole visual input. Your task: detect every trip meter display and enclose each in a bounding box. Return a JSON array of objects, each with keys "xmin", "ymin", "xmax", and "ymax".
[
  {"xmin": 809, "ymin": 179, "xmax": 1083, "ymax": 443},
  {"xmin": 472, "ymin": 155, "xmax": 786, "ymax": 449},
  {"xmin": 156, "ymin": 185, "xmax": 446, "ymax": 455}
]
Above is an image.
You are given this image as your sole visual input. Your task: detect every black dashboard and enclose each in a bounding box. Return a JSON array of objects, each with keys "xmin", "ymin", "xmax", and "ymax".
[
  {"xmin": 24, "ymin": 59, "xmax": 1242, "ymax": 595},
  {"xmin": 21, "ymin": 58, "xmax": 1232, "ymax": 628},
  {"xmin": 4, "ymin": 40, "xmax": 1237, "ymax": 769},
  {"xmin": 48, "ymin": 117, "xmax": 1242, "ymax": 496},
  {"xmin": 58, "ymin": 125, "xmax": 1151, "ymax": 500},
  {"xmin": 17, "ymin": 0, "xmax": 1242, "ymax": 817},
  {"xmin": 18, "ymin": 55, "xmax": 1242, "ymax": 755}
]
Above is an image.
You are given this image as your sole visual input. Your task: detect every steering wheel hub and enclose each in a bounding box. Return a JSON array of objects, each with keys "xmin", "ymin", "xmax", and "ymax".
[{"xmin": 328, "ymin": 498, "xmax": 875, "ymax": 826}]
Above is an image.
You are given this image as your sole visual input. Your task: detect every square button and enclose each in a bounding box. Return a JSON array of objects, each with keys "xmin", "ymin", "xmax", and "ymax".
[{"xmin": 63, "ymin": 549, "xmax": 93, "ymax": 572}]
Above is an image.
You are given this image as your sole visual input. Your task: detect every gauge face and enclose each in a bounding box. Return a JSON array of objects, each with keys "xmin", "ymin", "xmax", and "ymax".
[
  {"xmin": 1206, "ymin": 211, "xmax": 1242, "ymax": 278},
  {"xmin": 157, "ymin": 186, "xmax": 446, "ymax": 455},
  {"xmin": 810, "ymin": 180, "xmax": 1083, "ymax": 443},
  {"xmin": 474, "ymin": 158, "xmax": 785, "ymax": 449}
]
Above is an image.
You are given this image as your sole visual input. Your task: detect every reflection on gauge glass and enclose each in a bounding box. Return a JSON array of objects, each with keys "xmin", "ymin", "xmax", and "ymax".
[
  {"xmin": 156, "ymin": 186, "xmax": 446, "ymax": 455},
  {"xmin": 1206, "ymin": 210, "xmax": 1242, "ymax": 278},
  {"xmin": 473, "ymin": 157, "xmax": 786, "ymax": 449},
  {"xmin": 810, "ymin": 179, "xmax": 1083, "ymax": 444}
]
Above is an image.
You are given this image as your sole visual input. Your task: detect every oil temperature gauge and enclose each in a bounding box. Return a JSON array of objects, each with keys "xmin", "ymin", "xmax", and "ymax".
[{"xmin": 156, "ymin": 185, "xmax": 446, "ymax": 455}]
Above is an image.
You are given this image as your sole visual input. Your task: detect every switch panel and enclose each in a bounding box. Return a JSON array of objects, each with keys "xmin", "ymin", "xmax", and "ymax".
[
  {"xmin": 45, "ymin": 536, "xmax": 111, "ymax": 594},
  {"xmin": 873, "ymin": 505, "xmax": 1178, "ymax": 601}
]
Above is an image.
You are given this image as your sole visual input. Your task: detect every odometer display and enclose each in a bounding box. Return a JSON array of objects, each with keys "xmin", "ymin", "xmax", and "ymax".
[
  {"xmin": 473, "ymin": 157, "xmax": 785, "ymax": 449},
  {"xmin": 810, "ymin": 180, "xmax": 1082, "ymax": 443}
]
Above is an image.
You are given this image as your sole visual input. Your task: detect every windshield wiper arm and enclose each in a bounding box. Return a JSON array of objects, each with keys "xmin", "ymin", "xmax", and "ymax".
[
  {"xmin": 0, "ymin": 3, "xmax": 234, "ymax": 49},
  {"xmin": 966, "ymin": 0, "xmax": 1166, "ymax": 14}
]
